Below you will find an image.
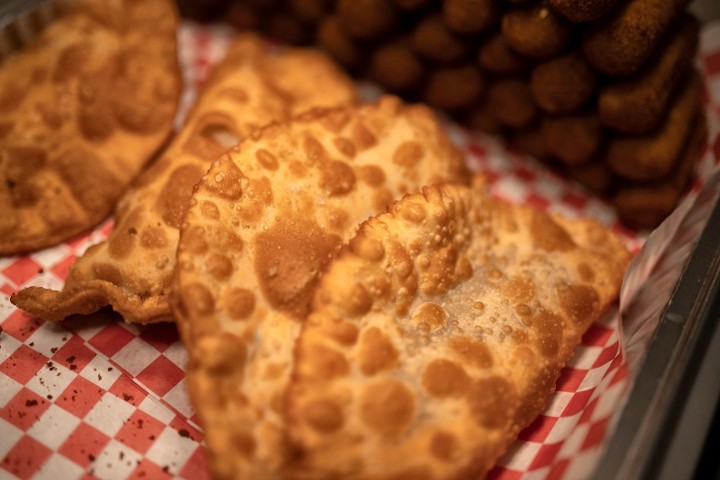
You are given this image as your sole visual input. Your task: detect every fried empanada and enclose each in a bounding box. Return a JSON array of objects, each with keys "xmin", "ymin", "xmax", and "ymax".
[
  {"xmin": 286, "ymin": 181, "xmax": 630, "ymax": 479},
  {"xmin": 10, "ymin": 34, "xmax": 357, "ymax": 323},
  {"xmin": 171, "ymin": 96, "xmax": 469, "ymax": 479},
  {"xmin": 0, "ymin": 0, "xmax": 181, "ymax": 255}
]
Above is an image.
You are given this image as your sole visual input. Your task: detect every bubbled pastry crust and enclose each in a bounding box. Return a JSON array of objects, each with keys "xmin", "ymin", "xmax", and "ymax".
[
  {"xmin": 0, "ymin": 0, "xmax": 181, "ymax": 255},
  {"xmin": 286, "ymin": 180, "xmax": 630, "ymax": 479},
  {"xmin": 171, "ymin": 96, "xmax": 469, "ymax": 479},
  {"xmin": 11, "ymin": 34, "xmax": 357, "ymax": 324}
]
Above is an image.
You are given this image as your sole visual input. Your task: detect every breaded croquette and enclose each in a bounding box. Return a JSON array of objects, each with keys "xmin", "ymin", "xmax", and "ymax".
[
  {"xmin": 598, "ymin": 14, "xmax": 699, "ymax": 134},
  {"xmin": 605, "ymin": 71, "xmax": 702, "ymax": 181},
  {"xmin": 531, "ymin": 50, "xmax": 597, "ymax": 114}
]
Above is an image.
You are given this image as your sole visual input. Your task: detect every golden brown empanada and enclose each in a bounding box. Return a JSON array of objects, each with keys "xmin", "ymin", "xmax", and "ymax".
[
  {"xmin": 11, "ymin": 34, "xmax": 357, "ymax": 323},
  {"xmin": 172, "ymin": 96, "xmax": 469, "ymax": 479},
  {"xmin": 0, "ymin": 0, "xmax": 181, "ymax": 255},
  {"xmin": 285, "ymin": 181, "xmax": 630, "ymax": 479}
]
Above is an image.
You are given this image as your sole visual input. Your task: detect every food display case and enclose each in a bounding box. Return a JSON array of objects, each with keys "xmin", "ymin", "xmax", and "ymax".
[{"xmin": 1, "ymin": 1, "xmax": 719, "ymax": 479}]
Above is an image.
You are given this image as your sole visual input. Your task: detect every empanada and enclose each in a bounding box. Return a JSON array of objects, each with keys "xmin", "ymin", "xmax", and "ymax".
[
  {"xmin": 286, "ymin": 181, "xmax": 630, "ymax": 479},
  {"xmin": 0, "ymin": 0, "xmax": 181, "ymax": 254},
  {"xmin": 11, "ymin": 34, "xmax": 356, "ymax": 323},
  {"xmin": 171, "ymin": 96, "xmax": 469, "ymax": 479}
]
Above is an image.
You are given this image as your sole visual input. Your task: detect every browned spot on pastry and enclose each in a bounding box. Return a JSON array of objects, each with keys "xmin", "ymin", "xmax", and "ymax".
[
  {"xmin": 449, "ymin": 336, "xmax": 493, "ymax": 369},
  {"xmin": 255, "ymin": 218, "xmax": 341, "ymax": 318},
  {"xmin": 319, "ymin": 108, "xmax": 351, "ymax": 133},
  {"xmin": 289, "ymin": 160, "xmax": 308, "ymax": 178},
  {"xmin": 359, "ymin": 327, "xmax": 398, "ymax": 375},
  {"xmin": 360, "ymin": 379, "xmax": 414, "ymax": 436},
  {"xmin": 349, "ymin": 233, "xmax": 385, "ymax": 262},
  {"xmin": 333, "ymin": 136, "xmax": 356, "ymax": 158},
  {"xmin": 264, "ymin": 363, "xmax": 285, "ymax": 381},
  {"xmin": 430, "ymin": 431, "xmax": 460, "ymax": 461},
  {"xmin": 141, "ymin": 226, "xmax": 168, "ymax": 249},
  {"xmin": 4, "ymin": 146, "xmax": 46, "ymax": 206},
  {"xmin": 304, "ymin": 343, "xmax": 350, "ymax": 380},
  {"xmin": 205, "ymin": 252, "xmax": 233, "ymax": 281},
  {"xmin": 202, "ymin": 157, "xmax": 244, "ymax": 200},
  {"xmin": 515, "ymin": 303, "xmax": 532, "ymax": 317},
  {"xmin": 0, "ymin": 82, "xmax": 26, "ymax": 112},
  {"xmin": 36, "ymin": 104, "xmax": 63, "ymax": 129},
  {"xmin": 422, "ymin": 358, "xmax": 470, "ymax": 397},
  {"xmin": 196, "ymin": 332, "xmax": 245, "ymax": 375},
  {"xmin": 55, "ymin": 147, "xmax": 121, "ymax": 213},
  {"xmin": 557, "ymin": 284, "xmax": 599, "ymax": 325},
  {"xmin": 412, "ymin": 303, "xmax": 447, "ymax": 332},
  {"xmin": 108, "ymin": 209, "xmax": 140, "ymax": 259},
  {"xmin": 54, "ymin": 42, "xmax": 91, "ymax": 81},
  {"xmin": 302, "ymin": 398, "xmax": 344, "ymax": 432},
  {"xmin": 157, "ymin": 164, "xmax": 204, "ymax": 228},
  {"xmin": 0, "ymin": 121, "xmax": 14, "ymax": 138},
  {"xmin": 93, "ymin": 263, "xmax": 123, "ymax": 285},
  {"xmin": 182, "ymin": 225, "xmax": 209, "ymax": 255},
  {"xmin": 389, "ymin": 242, "xmax": 414, "ymax": 278},
  {"xmin": 303, "ymin": 136, "xmax": 328, "ymax": 164},
  {"xmin": 533, "ymin": 311, "xmax": 563, "ymax": 358},
  {"xmin": 231, "ymin": 431, "xmax": 256, "ymax": 458},
  {"xmin": 323, "ymin": 321, "xmax": 359, "ymax": 346},
  {"xmin": 365, "ymin": 270, "xmax": 392, "ymax": 299},
  {"xmin": 467, "ymin": 376, "xmax": 516, "ymax": 429},
  {"xmin": 224, "ymin": 287, "xmax": 255, "ymax": 320},
  {"xmin": 77, "ymin": 78, "xmax": 116, "ymax": 142},
  {"xmin": 321, "ymin": 160, "xmax": 355, "ymax": 196},
  {"xmin": 376, "ymin": 467, "xmax": 433, "ymax": 480},
  {"xmin": 238, "ymin": 177, "xmax": 273, "ymax": 222},
  {"xmin": 393, "ymin": 141, "xmax": 424, "ymax": 168},
  {"xmin": 181, "ymin": 283, "xmax": 215, "ymax": 316},
  {"xmin": 531, "ymin": 211, "xmax": 575, "ymax": 252},
  {"xmin": 454, "ymin": 256, "xmax": 473, "ymax": 282},
  {"xmin": 419, "ymin": 245, "xmax": 459, "ymax": 296},
  {"xmin": 577, "ymin": 263, "xmax": 595, "ymax": 282},
  {"xmin": 351, "ymin": 122, "xmax": 377, "ymax": 150},
  {"xmin": 338, "ymin": 283, "xmax": 374, "ymax": 317},
  {"xmin": 255, "ymin": 148, "xmax": 279, "ymax": 171},
  {"xmin": 200, "ymin": 200, "xmax": 220, "ymax": 220},
  {"xmin": 355, "ymin": 164, "xmax": 385, "ymax": 187},
  {"xmin": 503, "ymin": 276, "xmax": 536, "ymax": 304},
  {"xmin": 398, "ymin": 200, "xmax": 427, "ymax": 224}
]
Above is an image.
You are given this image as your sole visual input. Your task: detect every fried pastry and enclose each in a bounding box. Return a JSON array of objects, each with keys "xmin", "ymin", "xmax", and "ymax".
[
  {"xmin": 0, "ymin": 0, "xmax": 181, "ymax": 255},
  {"xmin": 11, "ymin": 35, "xmax": 357, "ymax": 324},
  {"xmin": 287, "ymin": 181, "xmax": 630, "ymax": 479},
  {"xmin": 172, "ymin": 96, "xmax": 469, "ymax": 479}
]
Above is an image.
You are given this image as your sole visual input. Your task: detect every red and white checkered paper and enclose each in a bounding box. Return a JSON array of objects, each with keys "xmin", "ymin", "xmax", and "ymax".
[{"xmin": 2, "ymin": 21, "xmax": 720, "ymax": 480}]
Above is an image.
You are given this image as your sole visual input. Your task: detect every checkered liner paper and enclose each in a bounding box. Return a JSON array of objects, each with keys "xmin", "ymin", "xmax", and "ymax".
[{"xmin": 2, "ymin": 21, "xmax": 720, "ymax": 480}]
